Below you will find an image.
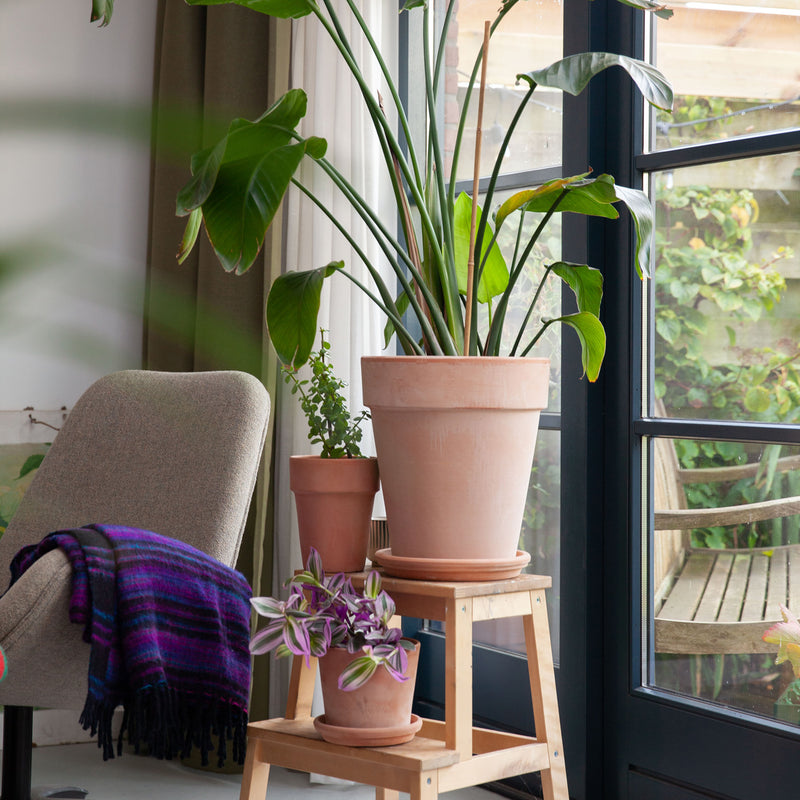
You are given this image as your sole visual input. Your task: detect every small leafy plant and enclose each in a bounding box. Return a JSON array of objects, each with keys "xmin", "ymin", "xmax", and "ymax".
[
  {"xmin": 250, "ymin": 546, "xmax": 414, "ymax": 691},
  {"xmin": 282, "ymin": 330, "xmax": 370, "ymax": 458}
]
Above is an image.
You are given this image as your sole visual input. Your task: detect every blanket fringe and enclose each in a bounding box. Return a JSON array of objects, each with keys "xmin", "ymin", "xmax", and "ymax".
[{"xmin": 81, "ymin": 684, "xmax": 248, "ymax": 767}]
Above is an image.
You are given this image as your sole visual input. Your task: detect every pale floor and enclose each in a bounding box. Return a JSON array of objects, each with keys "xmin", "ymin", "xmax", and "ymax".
[{"xmin": 23, "ymin": 742, "xmax": 499, "ymax": 800}]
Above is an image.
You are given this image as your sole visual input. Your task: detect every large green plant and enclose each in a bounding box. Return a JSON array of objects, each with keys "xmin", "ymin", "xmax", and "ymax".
[{"xmin": 99, "ymin": 0, "xmax": 673, "ymax": 378}]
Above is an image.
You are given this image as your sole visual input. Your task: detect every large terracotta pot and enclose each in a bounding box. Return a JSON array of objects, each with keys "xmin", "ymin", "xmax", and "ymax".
[
  {"xmin": 361, "ymin": 356, "xmax": 550, "ymax": 579},
  {"xmin": 314, "ymin": 639, "xmax": 421, "ymax": 746},
  {"xmin": 290, "ymin": 455, "xmax": 379, "ymax": 573}
]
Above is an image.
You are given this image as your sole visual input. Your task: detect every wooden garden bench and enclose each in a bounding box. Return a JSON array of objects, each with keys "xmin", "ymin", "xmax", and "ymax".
[{"xmin": 653, "ymin": 434, "xmax": 800, "ymax": 654}]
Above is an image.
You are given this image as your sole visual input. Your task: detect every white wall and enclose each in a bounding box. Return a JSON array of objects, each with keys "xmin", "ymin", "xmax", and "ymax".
[{"xmin": 0, "ymin": 0, "xmax": 159, "ymax": 412}]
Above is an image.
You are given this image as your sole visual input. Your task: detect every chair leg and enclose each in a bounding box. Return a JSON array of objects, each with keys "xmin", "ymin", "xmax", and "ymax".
[{"xmin": 2, "ymin": 706, "xmax": 33, "ymax": 800}]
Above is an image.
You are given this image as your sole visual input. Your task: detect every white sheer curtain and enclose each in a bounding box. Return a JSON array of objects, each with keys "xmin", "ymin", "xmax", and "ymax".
[{"xmin": 269, "ymin": 2, "xmax": 398, "ymax": 717}]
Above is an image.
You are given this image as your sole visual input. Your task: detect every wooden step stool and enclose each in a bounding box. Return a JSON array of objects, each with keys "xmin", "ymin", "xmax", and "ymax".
[{"xmin": 239, "ymin": 572, "xmax": 569, "ymax": 800}]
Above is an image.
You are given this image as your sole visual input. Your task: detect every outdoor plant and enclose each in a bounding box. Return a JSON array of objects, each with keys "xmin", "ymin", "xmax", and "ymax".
[
  {"xmin": 282, "ymin": 330, "xmax": 370, "ymax": 458},
  {"xmin": 654, "ymin": 183, "xmax": 799, "ymax": 549},
  {"xmin": 763, "ymin": 604, "xmax": 800, "ymax": 678},
  {"xmin": 250, "ymin": 546, "xmax": 413, "ymax": 691},
  {"xmin": 92, "ymin": 0, "xmax": 673, "ymax": 381}
]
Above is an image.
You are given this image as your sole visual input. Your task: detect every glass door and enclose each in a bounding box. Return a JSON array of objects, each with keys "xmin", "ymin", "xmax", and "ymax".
[{"xmin": 608, "ymin": 1, "xmax": 800, "ymax": 796}]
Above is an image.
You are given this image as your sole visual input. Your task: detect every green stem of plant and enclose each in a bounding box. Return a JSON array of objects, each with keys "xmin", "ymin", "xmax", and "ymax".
[
  {"xmin": 343, "ymin": 0, "xmax": 423, "ymax": 191},
  {"xmin": 485, "ymin": 189, "xmax": 569, "ymax": 355},
  {"xmin": 510, "ymin": 264, "xmax": 554, "ymax": 356},
  {"xmin": 311, "ymin": 1, "xmax": 454, "ymax": 351},
  {"xmin": 447, "ymin": 0, "xmax": 520, "ymax": 211},
  {"xmin": 519, "ymin": 317, "xmax": 555, "ymax": 358},
  {"xmin": 291, "ymin": 179, "xmax": 430, "ymax": 356},
  {"xmin": 423, "ymin": 1, "xmax": 461, "ymax": 352},
  {"xmin": 304, "ymin": 146, "xmax": 454, "ymax": 352}
]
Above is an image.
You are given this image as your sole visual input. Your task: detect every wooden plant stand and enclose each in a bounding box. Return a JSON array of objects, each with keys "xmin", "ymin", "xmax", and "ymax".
[{"xmin": 239, "ymin": 572, "xmax": 569, "ymax": 800}]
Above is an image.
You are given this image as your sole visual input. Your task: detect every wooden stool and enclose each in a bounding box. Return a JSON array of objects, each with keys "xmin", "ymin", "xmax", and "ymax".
[{"xmin": 239, "ymin": 573, "xmax": 569, "ymax": 800}]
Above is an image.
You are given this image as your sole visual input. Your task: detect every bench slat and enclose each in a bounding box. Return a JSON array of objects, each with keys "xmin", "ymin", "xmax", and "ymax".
[
  {"xmin": 741, "ymin": 553, "xmax": 768, "ymax": 622},
  {"xmin": 765, "ymin": 548, "xmax": 788, "ymax": 622},
  {"xmin": 694, "ymin": 553, "xmax": 734, "ymax": 622},
  {"xmin": 717, "ymin": 554, "xmax": 751, "ymax": 622},
  {"xmin": 657, "ymin": 552, "xmax": 714, "ymax": 622}
]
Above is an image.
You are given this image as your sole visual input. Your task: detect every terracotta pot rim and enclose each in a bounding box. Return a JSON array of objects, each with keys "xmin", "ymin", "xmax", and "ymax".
[
  {"xmin": 289, "ymin": 454, "xmax": 377, "ymax": 461},
  {"xmin": 361, "ymin": 355, "xmax": 549, "ymax": 366}
]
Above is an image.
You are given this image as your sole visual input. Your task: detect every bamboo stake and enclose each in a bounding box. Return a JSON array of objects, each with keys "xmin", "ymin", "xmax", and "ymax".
[{"xmin": 464, "ymin": 20, "xmax": 490, "ymax": 355}]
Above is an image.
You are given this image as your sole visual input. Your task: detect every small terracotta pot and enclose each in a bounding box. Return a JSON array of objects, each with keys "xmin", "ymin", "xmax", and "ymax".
[
  {"xmin": 317, "ymin": 639, "xmax": 420, "ymax": 736},
  {"xmin": 290, "ymin": 455, "xmax": 379, "ymax": 573}
]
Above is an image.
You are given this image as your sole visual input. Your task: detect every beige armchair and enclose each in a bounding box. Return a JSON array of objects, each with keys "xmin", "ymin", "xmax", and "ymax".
[{"xmin": 0, "ymin": 370, "xmax": 270, "ymax": 800}]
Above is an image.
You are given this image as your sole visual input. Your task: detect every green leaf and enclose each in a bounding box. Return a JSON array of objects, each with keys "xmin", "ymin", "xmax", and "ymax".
[
  {"xmin": 551, "ymin": 262, "xmax": 603, "ymax": 317},
  {"xmin": 337, "ymin": 654, "xmax": 378, "ymax": 691},
  {"xmin": 91, "ymin": 0, "xmax": 114, "ymax": 26},
  {"xmin": 744, "ymin": 386, "xmax": 771, "ymax": 413},
  {"xmin": 453, "ymin": 193, "xmax": 509, "ymax": 302},
  {"xmin": 17, "ymin": 454, "xmax": 44, "ymax": 479},
  {"xmin": 495, "ymin": 173, "xmax": 593, "ymax": 230},
  {"xmin": 612, "ymin": 183, "xmax": 655, "ymax": 278},
  {"xmin": 400, "ymin": 0, "xmax": 427, "ymax": 9},
  {"xmin": 250, "ymin": 596, "xmax": 287, "ymax": 618},
  {"xmin": 202, "ymin": 140, "xmax": 310, "ymax": 274},
  {"xmin": 184, "ymin": 0, "xmax": 317, "ymax": 18},
  {"xmin": 554, "ymin": 311, "xmax": 606, "ymax": 382},
  {"xmin": 177, "ymin": 208, "xmax": 203, "ymax": 265},
  {"xmin": 524, "ymin": 52, "xmax": 673, "ymax": 112},
  {"xmin": 176, "ymin": 89, "xmax": 311, "ymax": 215},
  {"xmin": 364, "ymin": 570, "xmax": 382, "ymax": 599},
  {"xmin": 249, "ymin": 623, "xmax": 286, "ymax": 655},
  {"xmin": 655, "ymin": 314, "xmax": 681, "ymax": 344},
  {"xmin": 266, "ymin": 262, "xmax": 344, "ymax": 367}
]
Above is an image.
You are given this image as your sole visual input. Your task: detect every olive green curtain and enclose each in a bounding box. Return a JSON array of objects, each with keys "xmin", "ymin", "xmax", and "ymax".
[{"xmin": 144, "ymin": 0, "xmax": 290, "ymax": 721}]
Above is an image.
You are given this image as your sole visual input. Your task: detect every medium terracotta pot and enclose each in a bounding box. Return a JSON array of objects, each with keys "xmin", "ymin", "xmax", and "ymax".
[
  {"xmin": 315, "ymin": 639, "xmax": 420, "ymax": 746},
  {"xmin": 290, "ymin": 455, "xmax": 379, "ymax": 573},
  {"xmin": 361, "ymin": 356, "xmax": 549, "ymax": 577}
]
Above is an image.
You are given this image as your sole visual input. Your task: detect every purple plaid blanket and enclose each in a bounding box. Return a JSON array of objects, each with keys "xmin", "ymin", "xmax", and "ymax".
[{"xmin": 9, "ymin": 524, "xmax": 252, "ymax": 766}]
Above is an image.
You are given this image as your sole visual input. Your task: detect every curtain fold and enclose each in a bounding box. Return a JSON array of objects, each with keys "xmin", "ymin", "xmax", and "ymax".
[{"xmin": 145, "ymin": 0, "xmax": 287, "ymax": 723}]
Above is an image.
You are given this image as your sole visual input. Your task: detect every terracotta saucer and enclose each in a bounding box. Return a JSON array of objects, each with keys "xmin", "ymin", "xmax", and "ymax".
[
  {"xmin": 374, "ymin": 549, "xmax": 531, "ymax": 581},
  {"xmin": 313, "ymin": 713, "xmax": 422, "ymax": 747}
]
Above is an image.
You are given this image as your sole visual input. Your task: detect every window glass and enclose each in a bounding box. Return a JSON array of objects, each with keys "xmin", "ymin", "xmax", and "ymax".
[
  {"xmin": 648, "ymin": 435, "xmax": 800, "ymax": 726},
  {"xmin": 651, "ymin": 1, "xmax": 800, "ymax": 149},
  {"xmin": 449, "ymin": 0, "xmax": 563, "ymax": 180},
  {"xmin": 653, "ymin": 152, "xmax": 800, "ymax": 422}
]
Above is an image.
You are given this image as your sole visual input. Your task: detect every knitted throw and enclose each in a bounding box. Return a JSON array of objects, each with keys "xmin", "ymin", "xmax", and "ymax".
[{"xmin": 9, "ymin": 524, "xmax": 252, "ymax": 766}]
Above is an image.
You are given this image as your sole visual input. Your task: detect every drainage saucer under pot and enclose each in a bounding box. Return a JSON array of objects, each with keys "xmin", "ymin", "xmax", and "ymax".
[
  {"xmin": 313, "ymin": 714, "xmax": 422, "ymax": 747},
  {"xmin": 374, "ymin": 549, "xmax": 530, "ymax": 581}
]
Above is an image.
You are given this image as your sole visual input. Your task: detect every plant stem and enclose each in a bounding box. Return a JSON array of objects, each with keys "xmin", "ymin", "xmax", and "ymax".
[
  {"xmin": 447, "ymin": 0, "xmax": 521, "ymax": 211},
  {"xmin": 311, "ymin": 1, "xmax": 455, "ymax": 351},
  {"xmin": 484, "ymin": 188, "xmax": 569, "ymax": 355},
  {"xmin": 291, "ymin": 179, "xmax": 430, "ymax": 355},
  {"xmin": 423, "ymin": 1, "xmax": 462, "ymax": 353},
  {"xmin": 465, "ymin": 21, "xmax": 491, "ymax": 354},
  {"xmin": 510, "ymin": 264, "xmax": 554, "ymax": 356}
]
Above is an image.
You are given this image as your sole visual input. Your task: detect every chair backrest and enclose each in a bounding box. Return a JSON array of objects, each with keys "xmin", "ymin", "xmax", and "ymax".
[{"xmin": 0, "ymin": 370, "xmax": 270, "ymax": 574}]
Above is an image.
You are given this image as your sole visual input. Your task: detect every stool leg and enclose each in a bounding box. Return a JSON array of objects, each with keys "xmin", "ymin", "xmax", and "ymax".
[
  {"xmin": 376, "ymin": 789, "xmax": 400, "ymax": 800},
  {"xmin": 524, "ymin": 589, "xmax": 569, "ymax": 800},
  {"xmin": 411, "ymin": 772, "xmax": 438, "ymax": 800},
  {"xmin": 445, "ymin": 597, "xmax": 473, "ymax": 760},
  {"xmin": 239, "ymin": 739, "xmax": 270, "ymax": 800},
  {"xmin": 285, "ymin": 655, "xmax": 317, "ymax": 719}
]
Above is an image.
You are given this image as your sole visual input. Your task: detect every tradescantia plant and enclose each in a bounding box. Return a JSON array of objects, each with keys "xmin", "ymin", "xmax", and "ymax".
[
  {"xmin": 97, "ymin": 0, "xmax": 673, "ymax": 380},
  {"xmin": 250, "ymin": 547, "xmax": 414, "ymax": 691}
]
